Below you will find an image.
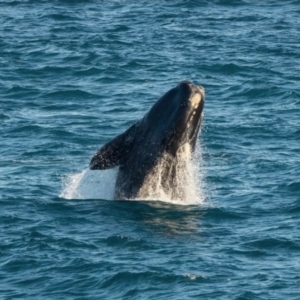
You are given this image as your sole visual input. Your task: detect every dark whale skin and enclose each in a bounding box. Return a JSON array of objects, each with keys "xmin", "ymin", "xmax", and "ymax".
[{"xmin": 89, "ymin": 81, "xmax": 205, "ymax": 200}]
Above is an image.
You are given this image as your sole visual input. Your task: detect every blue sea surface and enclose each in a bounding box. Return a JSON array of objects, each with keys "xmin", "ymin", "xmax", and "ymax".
[{"xmin": 1, "ymin": 1, "xmax": 300, "ymax": 299}]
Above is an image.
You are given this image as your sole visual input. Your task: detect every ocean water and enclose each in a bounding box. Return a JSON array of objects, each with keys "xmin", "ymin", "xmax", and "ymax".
[{"xmin": 1, "ymin": 1, "xmax": 300, "ymax": 299}]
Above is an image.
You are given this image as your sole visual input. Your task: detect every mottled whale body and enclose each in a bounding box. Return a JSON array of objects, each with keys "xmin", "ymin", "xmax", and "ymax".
[{"xmin": 89, "ymin": 81, "xmax": 205, "ymax": 200}]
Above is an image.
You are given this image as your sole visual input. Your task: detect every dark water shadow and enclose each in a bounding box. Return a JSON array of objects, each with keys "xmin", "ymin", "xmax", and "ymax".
[
  {"xmin": 101, "ymin": 199, "xmax": 205, "ymax": 237},
  {"xmin": 55, "ymin": 196, "xmax": 207, "ymax": 237}
]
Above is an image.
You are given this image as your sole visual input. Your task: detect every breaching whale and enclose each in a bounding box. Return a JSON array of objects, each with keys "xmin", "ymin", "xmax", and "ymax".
[{"xmin": 89, "ymin": 80, "xmax": 205, "ymax": 201}]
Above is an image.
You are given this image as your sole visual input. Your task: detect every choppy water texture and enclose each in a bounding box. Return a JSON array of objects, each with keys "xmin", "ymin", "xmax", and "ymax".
[{"xmin": 1, "ymin": 1, "xmax": 300, "ymax": 299}]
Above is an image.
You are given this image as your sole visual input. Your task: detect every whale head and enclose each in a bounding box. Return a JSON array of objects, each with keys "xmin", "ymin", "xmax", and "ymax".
[
  {"xmin": 141, "ymin": 80, "xmax": 205, "ymax": 156},
  {"xmin": 89, "ymin": 81, "xmax": 205, "ymax": 170}
]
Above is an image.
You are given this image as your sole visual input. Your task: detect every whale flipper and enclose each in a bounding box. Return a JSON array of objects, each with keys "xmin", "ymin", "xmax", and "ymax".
[{"xmin": 89, "ymin": 123, "xmax": 137, "ymax": 170}]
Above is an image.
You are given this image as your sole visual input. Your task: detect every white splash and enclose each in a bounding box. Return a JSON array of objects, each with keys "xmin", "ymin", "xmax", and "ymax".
[
  {"xmin": 59, "ymin": 168, "xmax": 117, "ymax": 200},
  {"xmin": 60, "ymin": 145, "xmax": 205, "ymax": 205},
  {"xmin": 135, "ymin": 144, "xmax": 205, "ymax": 205}
]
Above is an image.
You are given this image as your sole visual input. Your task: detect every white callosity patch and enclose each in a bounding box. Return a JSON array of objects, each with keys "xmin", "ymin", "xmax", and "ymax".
[
  {"xmin": 197, "ymin": 85, "xmax": 205, "ymax": 98},
  {"xmin": 190, "ymin": 93, "xmax": 201, "ymax": 109}
]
